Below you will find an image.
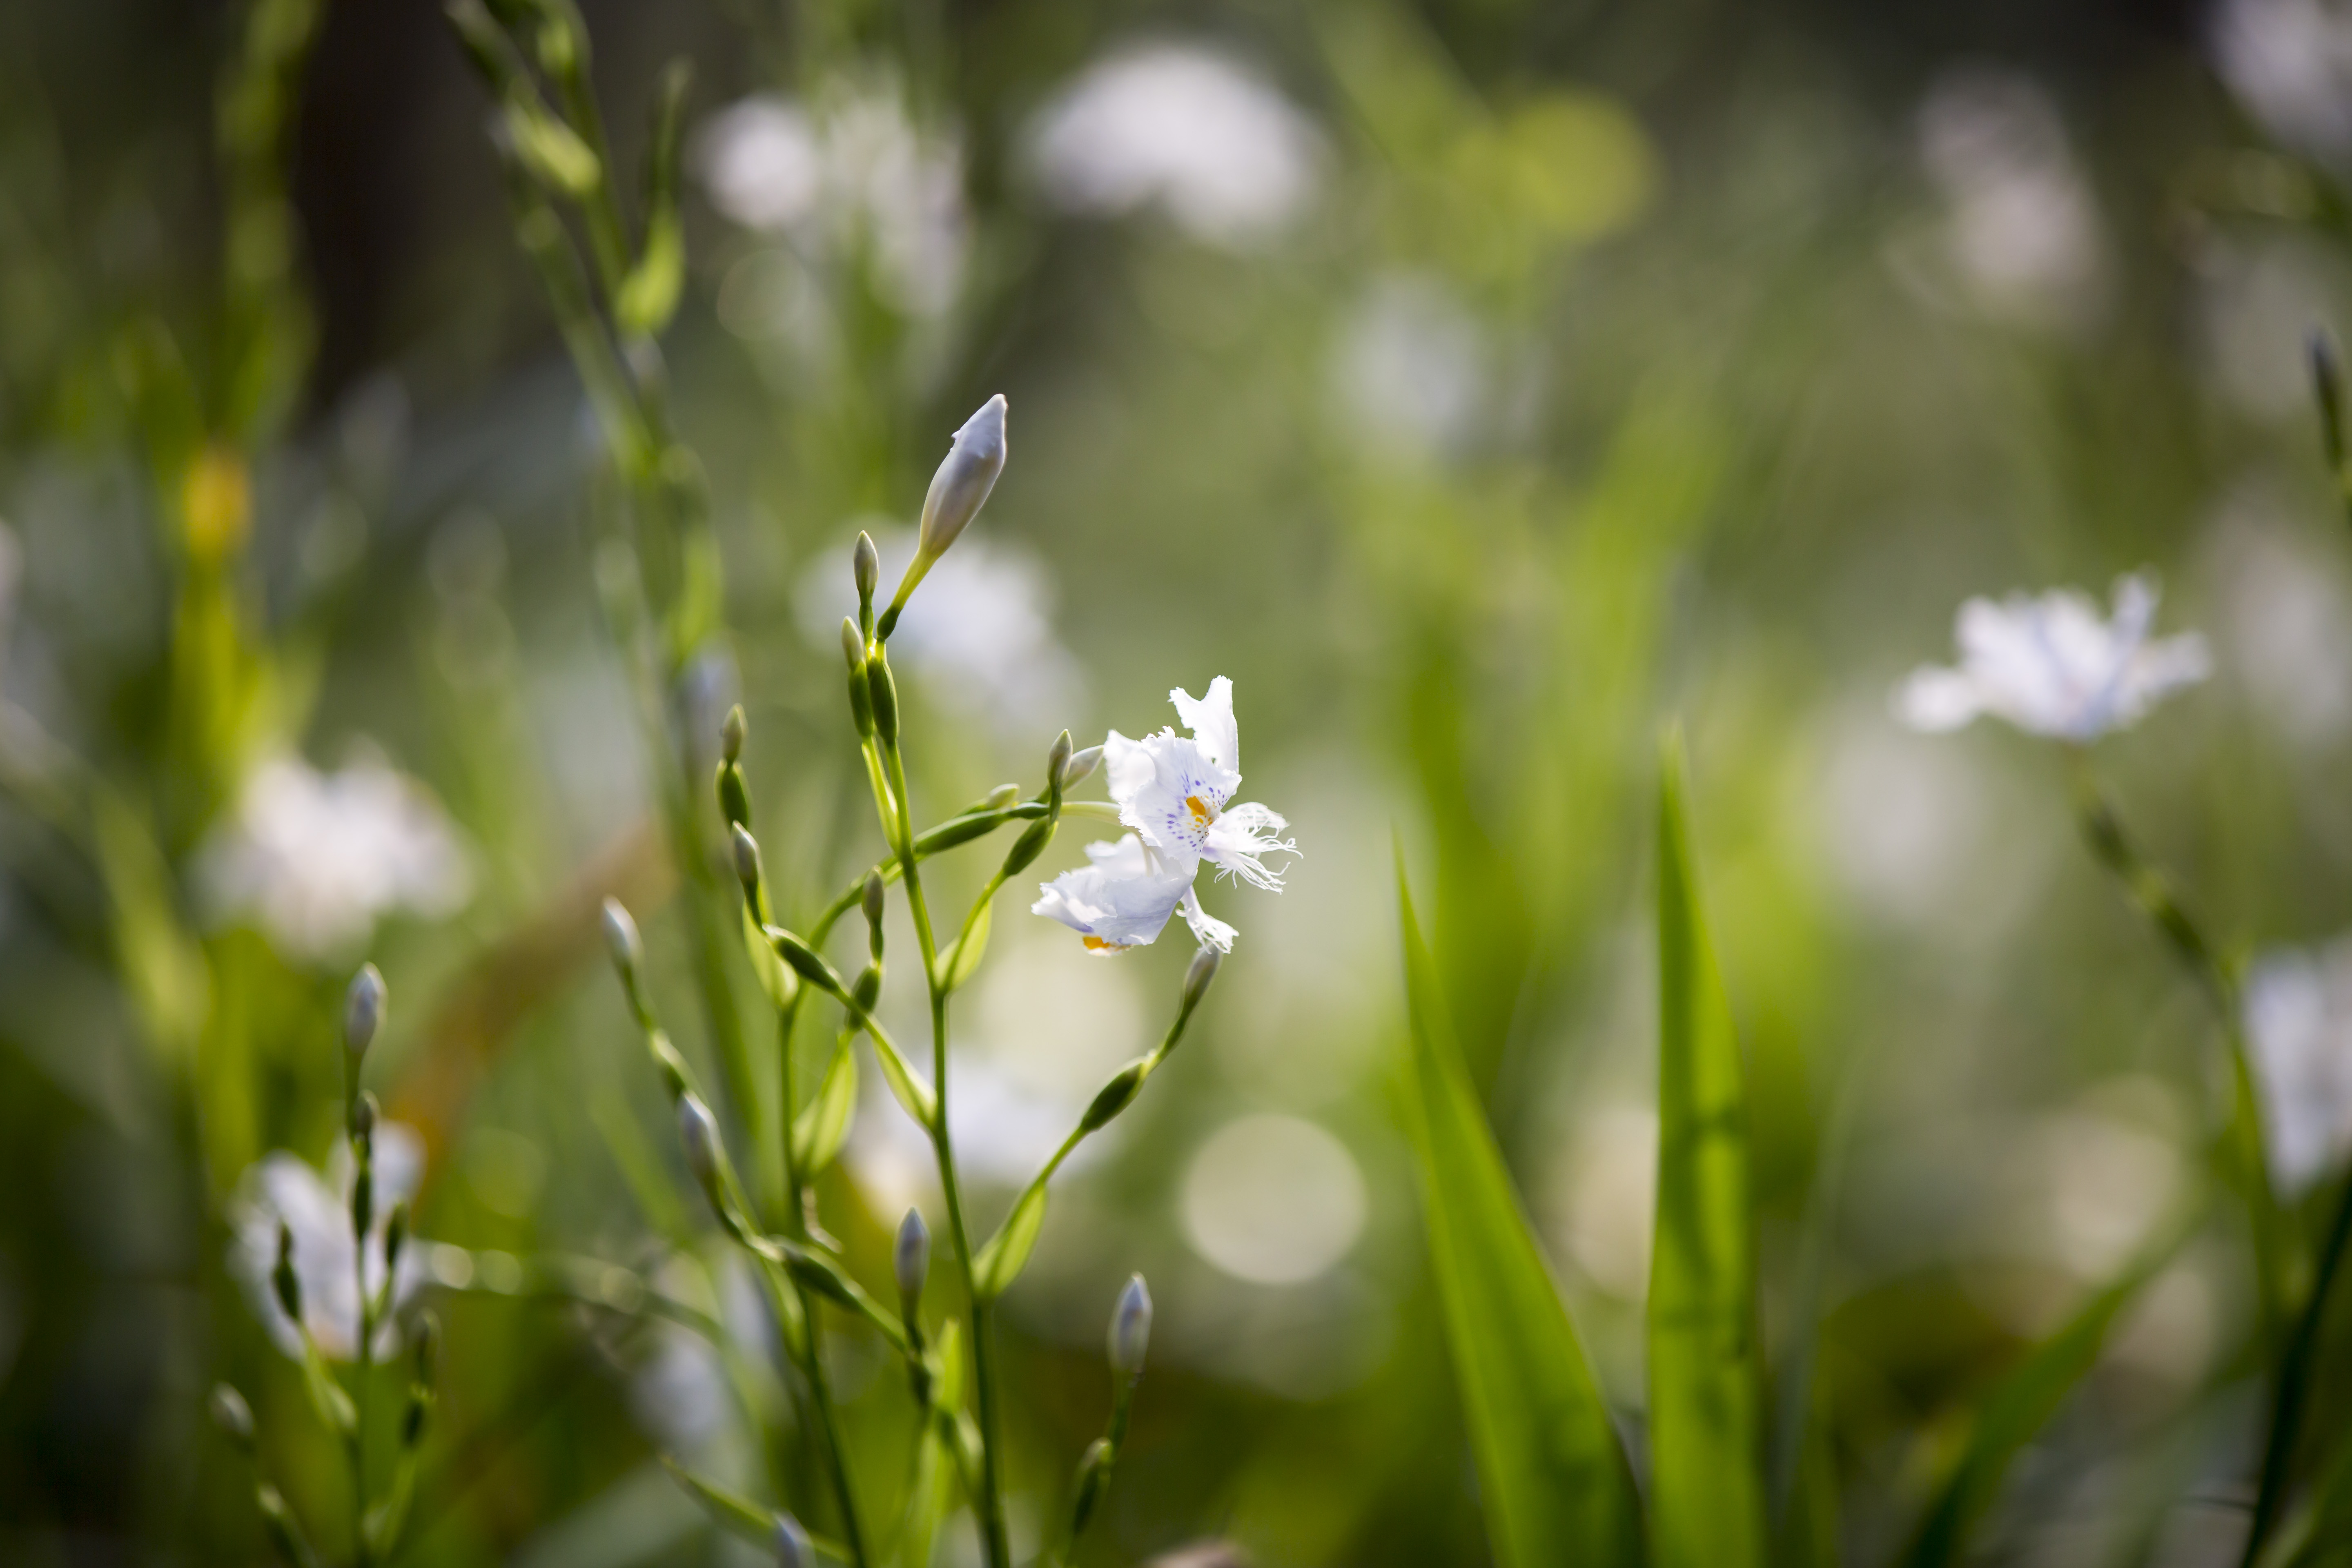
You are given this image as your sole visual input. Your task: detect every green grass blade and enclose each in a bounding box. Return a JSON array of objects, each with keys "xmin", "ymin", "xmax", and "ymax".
[
  {"xmin": 1899, "ymin": 1205, "xmax": 2199, "ymax": 1568},
  {"xmin": 1396, "ymin": 844, "xmax": 1642, "ymax": 1568},
  {"xmin": 1650, "ymin": 732, "xmax": 1769, "ymax": 1568}
]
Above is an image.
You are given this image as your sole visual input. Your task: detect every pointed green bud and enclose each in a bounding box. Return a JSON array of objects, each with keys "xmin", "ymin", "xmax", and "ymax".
[
  {"xmin": 677, "ymin": 1093, "xmax": 725, "ymax": 1215},
  {"xmin": 412, "ymin": 1309, "xmax": 441, "ymax": 1386},
  {"xmin": 209, "ymin": 1383, "xmax": 256, "ymax": 1451},
  {"xmin": 852, "ymin": 966, "xmax": 882, "ymax": 1011},
  {"xmin": 1000, "ymin": 818, "xmax": 1055, "ymax": 880},
  {"xmin": 345, "ymin": 963, "xmax": 386, "ymax": 1058},
  {"xmin": 774, "ymin": 1511, "xmax": 814, "ymax": 1568},
  {"xmin": 720, "ymin": 703, "xmax": 746, "ymax": 764},
  {"xmin": 1109, "ymin": 1272, "xmax": 1152, "ymax": 1375},
  {"xmin": 768, "ymin": 927, "xmax": 843, "ymax": 994},
  {"xmin": 718, "ymin": 760, "xmax": 753, "ymax": 832},
  {"xmin": 273, "ymin": 1222, "xmax": 303, "ymax": 1324},
  {"xmin": 853, "ymin": 531, "xmax": 880, "ymax": 608},
  {"xmin": 1060, "ymin": 745, "xmax": 1103, "ymax": 790},
  {"xmin": 986, "ymin": 782, "xmax": 1020, "ymax": 811},
  {"xmin": 1047, "ymin": 730, "xmax": 1074, "ymax": 789},
  {"xmin": 1183, "ymin": 943, "xmax": 1223, "ymax": 1015},
  {"xmin": 601, "ymin": 898, "xmax": 643, "ymax": 975},
  {"xmin": 866, "ymin": 652, "xmax": 900, "ymax": 745},
  {"xmin": 895, "ymin": 1207, "xmax": 931, "ymax": 1309},
  {"xmin": 257, "ymin": 1484, "xmax": 307, "ymax": 1564},
  {"xmin": 729, "ymin": 823, "xmax": 763, "ymax": 893},
  {"xmin": 351, "ymin": 1136, "xmax": 375, "ymax": 1238},
  {"xmin": 863, "ymin": 871, "xmax": 887, "ymax": 931},
  {"xmin": 384, "ymin": 1201, "xmax": 410, "ymax": 1275},
  {"xmin": 842, "ymin": 618, "xmax": 875, "ymax": 737},
  {"xmin": 1080, "ymin": 1059, "xmax": 1149, "ymax": 1133},
  {"xmin": 1069, "ymin": 1437, "xmax": 1115, "ymax": 1539}
]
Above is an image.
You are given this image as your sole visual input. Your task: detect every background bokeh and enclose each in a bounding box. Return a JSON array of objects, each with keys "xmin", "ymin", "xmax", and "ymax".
[{"xmin": 4, "ymin": 0, "xmax": 2352, "ymax": 1562}]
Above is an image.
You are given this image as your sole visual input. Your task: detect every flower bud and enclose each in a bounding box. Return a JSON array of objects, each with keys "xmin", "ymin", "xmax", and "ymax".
[
  {"xmin": 209, "ymin": 1383, "xmax": 256, "ymax": 1450},
  {"xmin": 853, "ymin": 531, "xmax": 879, "ymax": 608},
  {"xmin": 351, "ymin": 1139, "xmax": 375, "ymax": 1238},
  {"xmin": 866, "ymin": 652, "xmax": 900, "ymax": 745},
  {"xmin": 412, "ymin": 1309, "xmax": 441, "ymax": 1386},
  {"xmin": 730, "ymin": 823, "xmax": 763, "ymax": 893},
  {"xmin": 862, "ymin": 871, "xmax": 886, "ymax": 932},
  {"xmin": 352, "ymin": 1089, "xmax": 379, "ymax": 1142},
  {"xmin": 272, "ymin": 1222, "xmax": 303, "ymax": 1325},
  {"xmin": 384, "ymin": 1200, "xmax": 410, "ymax": 1274},
  {"xmin": 841, "ymin": 618, "xmax": 875, "ymax": 736},
  {"xmin": 774, "ymin": 1511, "xmax": 814, "ymax": 1568},
  {"xmin": 768, "ymin": 928, "xmax": 842, "ymax": 994},
  {"xmin": 718, "ymin": 759, "xmax": 753, "ymax": 833},
  {"xmin": 985, "ymin": 782, "xmax": 1020, "ymax": 811},
  {"xmin": 1069, "ymin": 1437, "xmax": 1114, "ymax": 1538},
  {"xmin": 1080, "ymin": 1059, "xmax": 1148, "ymax": 1132},
  {"xmin": 1183, "ymin": 943, "xmax": 1223, "ymax": 1014},
  {"xmin": 1109, "ymin": 1273, "xmax": 1152, "ymax": 1376},
  {"xmin": 257, "ymin": 1484, "xmax": 305, "ymax": 1561},
  {"xmin": 677, "ymin": 1093, "xmax": 725, "ymax": 1213},
  {"xmin": 601, "ymin": 898, "xmax": 644, "ymax": 975},
  {"xmin": 345, "ymin": 964, "xmax": 386, "ymax": 1058},
  {"xmin": 1060, "ymin": 745, "xmax": 1103, "ymax": 790},
  {"xmin": 918, "ymin": 395, "xmax": 1007, "ymax": 566},
  {"xmin": 999, "ymin": 818, "xmax": 1054, "ymax": 880},
  {"xmin": 1047, "ymin": 730, "xmax": 1074, "ymax": 789},
  {"xmin": 895, "ymin": 1207, "xmax": 931, "ymax": 1308},
  {"xmin": 719, "ymin": 702, "xmax": 746, "ymax": 764},
  {"xmin": 852, "ymin": 967, "xmax": 882, "ymax": 1011}
]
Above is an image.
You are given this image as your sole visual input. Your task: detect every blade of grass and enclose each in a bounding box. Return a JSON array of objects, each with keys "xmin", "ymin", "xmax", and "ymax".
[
  {"xmin": 1395, "ymin": 841, "xmax": 1642, "ymax": 1568},
  {"xmin": 1899, "ymin": 1203, "xmax": 2201, "ymax": 1568},
  {"xmin": 1650, "ymin": 730, "xmax": 1769, "ymax": 1568}
]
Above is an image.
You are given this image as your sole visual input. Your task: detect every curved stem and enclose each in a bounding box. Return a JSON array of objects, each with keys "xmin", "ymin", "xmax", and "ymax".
[{"xmin": 2243, "ymin": 1172, "xmax": 2352, "ymax": 1566}]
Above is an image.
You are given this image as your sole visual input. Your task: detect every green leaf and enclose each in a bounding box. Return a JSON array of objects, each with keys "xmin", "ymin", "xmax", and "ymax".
[
  {"xmin": 867, "ymin": 1031, "xmax": 937, "ymax": 1129},
  {"xmin": 1650, "ymin": 731, "xmax": 1769, "ymax": 1568},
  {"xmin": 298, "ymin": 1338, "xmax": 356, "ymax": 1438},
  {"xmin": 793, "ymin": 1035, "xmax": 858, "ymax": 1174},
  {"xmin": 741, "ymin": 901, "xmax": 794, "ymax": 1009},
  {"xmin": 1394, "ymin": 846, "xmax": 1642, "ymax": 1568},
  {"xmin": 972, "ymin": 1176, "xmax": 1049, "ymax": 1301},
  {"xmin": 1898, "ymin": 1210, "xmax": 2196, "ymax": 1568},
  {"xmin": 662, "ymin": 1455, "xmax": 783, "ymax": 1544},
  {"xmin": 941, "ymin": 899, "xmax": 991, "ymax": 993}
]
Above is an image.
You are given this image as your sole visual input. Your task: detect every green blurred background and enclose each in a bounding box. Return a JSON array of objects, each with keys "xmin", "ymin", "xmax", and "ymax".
[{"xmin": 3, "ymin": 0, "xmax": 2350, "ymax": 1561}]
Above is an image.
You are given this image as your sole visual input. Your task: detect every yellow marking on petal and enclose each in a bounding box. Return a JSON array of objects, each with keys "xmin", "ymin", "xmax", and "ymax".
[
  {"xmin": 1185, "ymin": 795, "xmax": 1216, "ymax": 831},
  {"xmin": 1082, "ymin": 936, "xmax": 1134, "ymax": 953}
]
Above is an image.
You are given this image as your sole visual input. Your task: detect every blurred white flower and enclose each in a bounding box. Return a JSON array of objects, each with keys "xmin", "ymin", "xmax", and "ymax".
[
  {"xmin": 227, "ymin": 1125, "xmax": 430, "ymax": 1361},
  {"xmin": 2212, "ymin": 0, "xmax": 2352, "ymax": 164},
  {"xmin": 794, "ymin": 524, "xmax": 1080, "ymax": 739},
  {"xmin": 1180, "ymin": 1114, "xmax": 1366, "ymax": 1285},
  {"xmin": 1916, "ymin": 69, "xmax": 2103, "ymax": 328},
  {"xmin": 628, "ymin": 1249, "xmax": 770, "ymax": 1457},
  {"xmin": 2245, "ymin": 938, "xmax": 2352, "ymax": 1193},
  {"xmin": 1817, "ymin": 716, "xmax": 1991, "ymax": 924},
  {"xmin": 696, "ymin": 84, "xmax": 969, "ymax": 318},
  {"xmin": 1330, "ymin": 274, "xmax": 1487, "ymax": 462},
  {"xmin": 1023, "ymin": 43, "xmax": 1324, "ymax": 249},
  {"xmin": 197, "ymin": 752, "xmax": 471, "ymax": 959},
  {"xmin": 1897, "ymin": 572, "xmax": 2211, "ymax": 740}
]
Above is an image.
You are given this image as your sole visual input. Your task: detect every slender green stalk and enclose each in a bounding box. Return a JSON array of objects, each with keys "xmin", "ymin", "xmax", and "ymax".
[{"xmin": 2242, "ymin": 1172, "xmax": 2352, "ymax": 1566}]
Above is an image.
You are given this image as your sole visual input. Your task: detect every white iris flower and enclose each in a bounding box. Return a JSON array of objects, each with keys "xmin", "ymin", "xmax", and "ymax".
[
  {"xmin": 1897, "ymin": 572, "xmax": 2211, "ymax": 741},
  {"xmin": 1032, "ymin": 677, "xmax": 1291, "ymax": 955}
]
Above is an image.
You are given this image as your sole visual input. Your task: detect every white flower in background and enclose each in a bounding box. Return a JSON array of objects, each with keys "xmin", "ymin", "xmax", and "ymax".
[
  {"xmin": 2245, "ymin": 938, "xmax": 2352, "ymax": 1193},
  {"xmin": 696, "ymin": 83, "xmax": 969, "ymax": 318},
  {"xmin": 227, "ymin": 1125, "xmax": 430, "ymax": 1361},
  {"xmin": 198, "ymin": 752, "xmax": 470, "ymax": 959},
  {"xmin": 1331, "ymin": 274, "xmax": 1488, "ymax": 462},
  {"xmin": 1897, "ymin": 573, "xmax": 2211, "ymax": 740},
  {"xmin": 2212, "ymin": 0, "xmax": 2352, "ymax": 164},
  {"xmin": 1916, "ymin": 69, "xmax": 2103, "ymax": 328},
  {"xmin": 794, "ymin": 525, "xmax": 1081, "ymax": 737},
  {"xmin": 1107, "ymin": 678, "xmax": 1297, "ymax": 888},
  {"xmin": 1023, "ymin": 43, "xmax": 1324, "ymax": 249}
]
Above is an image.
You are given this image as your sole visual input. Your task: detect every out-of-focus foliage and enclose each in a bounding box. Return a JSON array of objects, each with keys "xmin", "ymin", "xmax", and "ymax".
[{"xmin": 7, "ymin": 0, "xmax": 2352, "ymax": 1563}]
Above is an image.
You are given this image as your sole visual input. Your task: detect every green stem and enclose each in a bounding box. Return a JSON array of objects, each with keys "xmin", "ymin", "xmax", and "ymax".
[{"xmin": 2242, "ymin": 1172, "xmax": 2352, "ymax": 1566}]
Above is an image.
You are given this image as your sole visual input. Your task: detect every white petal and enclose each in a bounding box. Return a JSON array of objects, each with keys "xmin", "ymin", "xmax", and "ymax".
[
  {"xmin": 1895, "ymin": 666, "xmax": 1984, "ymax": 731},
  {"xmin": 1170, "ymin": 676, "xmax": 1241, "ymax": 775},
  {"xmin": 1180, "ymin": 887, "xmax": 1237, "ymax": 952}
]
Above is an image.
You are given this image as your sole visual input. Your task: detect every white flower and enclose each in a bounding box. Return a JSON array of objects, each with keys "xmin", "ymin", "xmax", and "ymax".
[
  {"xmin": 793, "ymin": 525, "xmax": 1081, "ymax": 737},
  {"xmin": 1897, "ymin": 573, "xmax": 2211, "ymax": 741},
  {"xmin": 2245, "ymin": 939, "xmax": 2352, "ymax": 1194},
  {"xmin": 696, "ymin": 84, "xmax": 969, "ymax": 318},
  {"xmin": 1030, "ymin": 833, "xmax": 1226, "ymax": 954},
  {"xmin": 1331, "ymin": 274, "xmax": 1488, "ymax": 463},
  {"xmin": 1105, "ymin": 677, "xmax": 1296, "ymax": 888},
  {"xmin": 227, "ymin": 1125, "xmax": 431, "ymax": 1361},
  {"xmin": 197, "ymin": 752, "xmax": 471, "ymax": 959},
  {"xmin": 1022, "ymin": 43, "xmax": 1324, "ymax": 249}
]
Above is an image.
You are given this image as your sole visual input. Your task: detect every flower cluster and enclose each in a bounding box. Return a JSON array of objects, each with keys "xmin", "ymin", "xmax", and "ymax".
[{"xmin": 1033, "ymin": 676, "xmax": 1298, "ymax": 954}]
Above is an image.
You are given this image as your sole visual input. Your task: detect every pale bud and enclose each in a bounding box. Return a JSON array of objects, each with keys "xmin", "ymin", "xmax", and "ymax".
[
  {"xmin": 917, "ymin": 395, "xmax": 1007, "ymax": 564},
  {"xmin": 894, "ymin": 1207, "xmax": 931, "ymax": 1307},
  {"xmin": 345, "ymin": 964, "xmax": 385, "ymax": 1058},
  {"xmin": 209, "ymin": 1383, "xmax": 256, "ymax": 1450},
  {"xmin": 1047, "ymin": 730, "xmax": 1074, "ymax": 788},
  {"xmin": 862, "ymin": 871, "xmax": 887, "ymax": 930},
  {"xmin": 1060, "ymin": 745, "xmax": 1103, "ymax": 789},
  {"xmin": 1109, "ymin": 1273, "xmax": 1152, "ymax": 1375},
  {"xmin": 720, "ymin": 703, "xmax": 746, "ymax": 764},
  {"xmin": 853, "ymin": 532, "xmax": 880, "ymax": 606},
  {"xmin": 601, "ymin": 898, "xmax": 643, "ymax": 974}
]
